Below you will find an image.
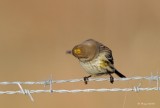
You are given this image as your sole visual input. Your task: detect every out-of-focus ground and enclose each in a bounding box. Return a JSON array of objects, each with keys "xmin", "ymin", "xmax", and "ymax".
[{"xmin": 0, "ymin": 0, "xmax": 160, "ymax": 108}]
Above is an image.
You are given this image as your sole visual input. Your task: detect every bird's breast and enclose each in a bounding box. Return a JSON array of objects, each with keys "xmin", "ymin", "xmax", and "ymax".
[{"xmin": 79, "ymin": 52, "xmax": 110, "ymax": 75}]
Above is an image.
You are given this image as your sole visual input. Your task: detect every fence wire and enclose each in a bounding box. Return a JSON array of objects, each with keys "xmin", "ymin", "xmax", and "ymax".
[
  {"xmin": 0, "ymin": 75, "xmax": 159, "ymax": 85},
  {"xmin": 0, "ymin": 75, "xmax": 159, "ymax": 102}
]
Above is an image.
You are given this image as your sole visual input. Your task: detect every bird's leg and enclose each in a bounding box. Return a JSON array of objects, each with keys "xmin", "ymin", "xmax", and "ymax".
[
  {"xmin": 83, "ymin": 75, "xmax": 92, "ymax": 84},
  {"xmin": 108, "ymin": 73, "xmax": 114, "ymax": 84}
]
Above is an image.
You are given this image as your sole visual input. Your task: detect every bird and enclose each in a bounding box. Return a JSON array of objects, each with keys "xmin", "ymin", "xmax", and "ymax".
[{"xmin": 67, "ymin": 39, "xmax": 126, "ymax": 84}]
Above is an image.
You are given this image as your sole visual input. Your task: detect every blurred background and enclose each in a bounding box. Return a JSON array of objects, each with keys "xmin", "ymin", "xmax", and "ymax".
[{"xmin": 0, "ymin": 0, "xmax": 160, "ymax": 108}]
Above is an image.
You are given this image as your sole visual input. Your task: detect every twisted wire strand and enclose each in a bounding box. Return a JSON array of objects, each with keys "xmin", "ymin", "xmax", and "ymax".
[
  {"xmin": 0, "ymin": 87, "xmax": 159, "ymax": 95},
  {"xmin": 0, "ymin": 75, "xmax": 159, "ymax": 85}
]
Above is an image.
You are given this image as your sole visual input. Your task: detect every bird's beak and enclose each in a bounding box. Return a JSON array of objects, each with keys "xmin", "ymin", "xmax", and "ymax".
[{"xmin": 66, "ymin": 50, "xmax": 72, "ymax": 54}]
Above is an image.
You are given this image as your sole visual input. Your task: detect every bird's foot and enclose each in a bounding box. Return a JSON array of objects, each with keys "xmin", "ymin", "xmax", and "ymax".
[
  {"xmin": 83, "ymin": 75, "xmax": 92, "ymax": 84},
  {"xmin": 109, "ymin": 74, "xmax": 114, "ymax": 84}
]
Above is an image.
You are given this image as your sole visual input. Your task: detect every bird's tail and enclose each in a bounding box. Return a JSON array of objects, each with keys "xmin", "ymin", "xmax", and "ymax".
[{"xmin": 115, "ymin": 69, "xmax": 126, "ymax": 78}]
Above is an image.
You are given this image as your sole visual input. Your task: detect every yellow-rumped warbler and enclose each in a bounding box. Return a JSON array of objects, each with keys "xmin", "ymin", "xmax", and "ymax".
[{"xmin": 67, "ymin": 39, "xmax": 126, "ymax": 84}]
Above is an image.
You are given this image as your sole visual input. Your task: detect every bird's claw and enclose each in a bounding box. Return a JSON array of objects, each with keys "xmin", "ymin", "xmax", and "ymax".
[
  {"xmin": 83, "ymin": 75, "xmax": 92, "ymax": 84},
  {"xmin": 110, "ymin": 76, "xmax": 114, "ymax": 84}
]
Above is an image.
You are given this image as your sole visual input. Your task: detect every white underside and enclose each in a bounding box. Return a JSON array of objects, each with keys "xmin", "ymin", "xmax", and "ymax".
[{"xmin": 79, "ymin": 52, "xmax": 114, "ymax": 75}]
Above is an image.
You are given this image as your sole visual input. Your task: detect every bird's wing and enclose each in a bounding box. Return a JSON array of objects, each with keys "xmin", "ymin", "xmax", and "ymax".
[{"xmin": 99, "ymin": 44, "xmax": 114, "ymax": 64}]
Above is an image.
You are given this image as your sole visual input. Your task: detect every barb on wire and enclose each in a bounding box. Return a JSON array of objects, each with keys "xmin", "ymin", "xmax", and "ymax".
[
  {"xmin": 17, "ymin": 83, "xmax": 34, "ymax": 101},
  {"xmin": 0, "ymin": 75, "xmax": 159, "ymax": 85},
  {"xmin": 156, "ymin": 71, "xmax": 159, "ymax": 91}
]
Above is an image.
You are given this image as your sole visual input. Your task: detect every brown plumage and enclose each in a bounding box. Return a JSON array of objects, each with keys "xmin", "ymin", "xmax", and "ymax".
[{"xmin": 68, "ymin": 39, "xmax": 126, "ymax": 84}]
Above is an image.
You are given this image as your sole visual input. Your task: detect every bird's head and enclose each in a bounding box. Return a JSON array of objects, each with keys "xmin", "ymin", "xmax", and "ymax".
[{"xmin": 71, "ymin": 39, "xmax": 99, "ymax": 61}]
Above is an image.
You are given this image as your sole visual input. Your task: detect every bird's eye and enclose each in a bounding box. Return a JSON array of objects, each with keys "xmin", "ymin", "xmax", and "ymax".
[{"xmin": 74, "ymin": 48, "xmax": 81, "ymax": 54}]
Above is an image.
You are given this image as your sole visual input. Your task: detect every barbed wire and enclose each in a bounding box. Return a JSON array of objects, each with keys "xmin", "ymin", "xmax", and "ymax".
[
  {"xmin": 0, "ymin": 75, "xmax": 159, "ymax": 102},
  {"xmin": 0, "ymin": 87, "xmax": 159, "ymax": 94},
  {"xmin": 0, "ymin": 75, "xmax": 159, "ymax": 85}
]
